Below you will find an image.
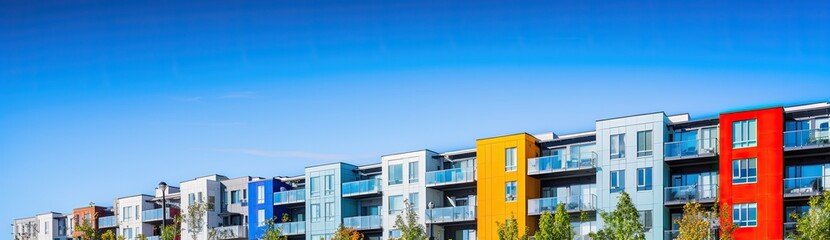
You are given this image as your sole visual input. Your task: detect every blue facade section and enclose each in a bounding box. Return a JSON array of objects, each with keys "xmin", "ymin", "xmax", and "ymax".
[{"xmin": 248, "ymin": 178, "xmax": 291, "ymax": 240}]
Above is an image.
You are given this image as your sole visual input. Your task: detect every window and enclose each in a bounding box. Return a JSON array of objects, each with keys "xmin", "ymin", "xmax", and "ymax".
[
  {"xmin": 208, "ymin": 196, "xmax": 216, "ymax": 211},
  {"xmin": 389, "ymin": 230, "xmax": 402, "ymax": 239},
  {"xmin": 189, "ymin": 193, "xmax": 196, "ymax": 205},
  {"xmin": 505, "ymin": 147, "xmax": 517, "ymax": 171},
  {"xmin": 409, "ymin": 192, "xmax": 419, "ymax": 212},
  {"xmin": 198, "ymin": 192, "xmax": 203, "ymax": 203},
  {"xmin": 389, "ymin": 164, "xmax": 403, "ymax": 185},
  {"xmin": 610, "ymin": 134, "xmax": 625, "ymax": 159},
  {"xmin": 408, "ymin": 162, "xmax": 419, "ymax": 183},
  {"xmin": 638, "ymin": 210, "xmax": 653, "ymax": 230},
  {"xmin": 505, "ymin": 181, "xmax": 517, "ymax": 201},
  {"xmin": 44, "ymin": 221, "xmax": 49, "ymax": 234},
  {"xmin": 135, "ymin": 205, "xmax": 139, "ymax": 220},
  {"xmin": 257, "ymin": 209, "xmax": 265, "ymax": 226},
  {"xmin": 230, "ymin": 190, "xmax": 240, "ymax": 204},
  {"xmin": 324, "ymin": 175, "xmax": 334, "ymax": 196},
  {"xmin": 389, "ymin": 195, "xmax": 404, "ymax": 214},
  {"xmin": 733, "ymin": 120, "xmax": 757, "ymax": 148},
  {"xmin": 257, "ymin": 185, "xmax": 265, "ymax": 204},
  {"xmin": 733, "ymin": 203, "xmax": 757, "ymax": 227},
  {"xmin": 637, "ymin": 131, "xmax": 653, "ymax": 157},
  {"xmin": 637, "ymin": 168, "xmax": 653, "ymax": 191},
  {"xmin": 310, "ymin": 177, "xmax": 320, "ymax": 197},
  {"xmin": 311, "ymin": 204, "xmax": 321, "ymax": 222},
  {"xmin": 123, "ymin": 206, "xmax": 132, "ymax": 221},
  {"xmin": 611, "ymin": 170, "xmax": 625, "ymax": 193},
  {"xmin": 732, "ymin": 158, "xmax": 757, "ymax": 184},
  {"xmin": 325, "ymin": 202, "xmax": 334, "ymax": 221}
]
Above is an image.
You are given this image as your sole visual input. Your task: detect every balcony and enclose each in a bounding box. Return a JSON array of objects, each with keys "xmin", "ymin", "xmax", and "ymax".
[
  {"xmin": 427, "ymin": 206, "xmax": 476, "ymax": 224},
  {"xmin": 146, "ymin": 236, "xmax": 160, "ymax": 240},
  {"xmin": 213, "ymin": 225, "xmax": 247, "ymax": 239},
  {"xmin": 527, "ymin": 152, "xmax": 597, "ymax": 179},
  {"xmin": 425, "ymin": 168, "xmax": 475, "ymax": 189},
  {"xmin": 785, "ymin": 222, "xmax": 796, "ymax": 239},
  {"xmin": 664, "ymin": 229, "xmax": 718, "ymax": 240},
  {"xmin": 274, "ymin": 189, "xmax": 305, "ymax": 206},
  {"xmin": 97, "ymin": 216, "xmax": 117, "ymax": 228},
  {"xmin": 343, "ymin": 215, "xmax": 382, "ymax": 230},
  {"xmin": 274, "ymin": 221, "xmax": 305, "ymax": 236},
  {"xmin": 142, "ymin": 208, "xmax": 175, "ymax": 222},
  {"xmin": 527, "ymin": 195, "xmax": 597, "ymax": 215},
  {"xmin": 664, "ymin": 138, "xmax": 718, "ymax": 161},
  {"xmin": 784, "ymin": 129, "xmax": 830, "ymax": 151},
  {"xmin": 784, "ymin": 177, "xmax": 825, "ymax": 198},
  {"xmin": 664, "ymin": 184, "xmax": 718, "ymax": 205},
  {"xmin": 342, "ymin": 179, "xmax": 381, "ymax": 198}
]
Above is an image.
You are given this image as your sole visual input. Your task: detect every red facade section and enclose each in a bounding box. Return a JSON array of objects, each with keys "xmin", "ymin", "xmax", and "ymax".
[{"xmin": 719, "ymin": 107, "xmax": 784, "ymax": 240}]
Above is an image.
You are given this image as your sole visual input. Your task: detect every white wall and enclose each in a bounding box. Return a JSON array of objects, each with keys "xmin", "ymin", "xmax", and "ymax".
[
  {"xmin": 381, "ymin": 150, "xmax": 439, "ymax": 240},
  {"xmin": 115, "ymin": 195, "xmax": 155, "ymax": 239},
  {"xmin": 180, "ymin": 175, "xmax": 224, "ymax": 240}
]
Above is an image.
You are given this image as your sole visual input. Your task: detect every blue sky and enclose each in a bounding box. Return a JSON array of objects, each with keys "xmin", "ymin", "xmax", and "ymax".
[{"xmin": 1, "ymin": 0, "xmax": 829, "ymax": 237}]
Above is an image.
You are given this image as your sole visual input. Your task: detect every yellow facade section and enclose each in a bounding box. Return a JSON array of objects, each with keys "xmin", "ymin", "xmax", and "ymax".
[{"xmin": 475, "ymin": 133, "xmax": 540, "ymax": 240}]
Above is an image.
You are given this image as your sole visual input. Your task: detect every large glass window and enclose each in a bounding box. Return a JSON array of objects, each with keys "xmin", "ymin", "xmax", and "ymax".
[
  {"xmin": 257, "ymin": 185, "xmax": 265, "ymax": 204},
  {"xmin": 732, "ymin": 158, "xmax": 757, "ymax": 184},
  {"xmin": 257, "ymin": 209, "xmax": 265, "ymax": 226},
  {"xmin": 611, "ymin": 170, "xmax": 625, "ymax": 193},
  {"xmin": 311, "ymin": 204, "xmax": 321, "ymax": 222},
  {"xmin": 638, "ymin": 210, "xmax": 653, "ymax": 230},
  {"xmin": 637, "ymin": 130, "xmax": 653, "ymax": 157},
  {"xmin": 324, "ymin": 175, "xmax": 334, "ymax": 196},
  {"xmin": 733, "ymin": 203, "xmax": 757, "ymax": 227},
  {"xmin": 505, "ymin": 147, "xmax": 517, "ymax": 171},
  {"xmin": 505, "ymin": 181, "xmax": 517, "ymax": 201},
  {"xmin": 610, "ymin": 134, "xmax": 625, "ymax": 159},
  {"xmin": 733, "ymin": 120, "xmax": 757, "ymax": 148},
  {"xmin": 310, "ymin": 177, "xmax": 320, "ymax": 197},
  {"xmin": 325, "ymin": 202, "xmax": 334, "ymax": 221},
  {"xmin": 409, "ymin": 162, "xmax": 419, "ymax": 183},
  {"xmin": 389, "ymin": 164, "xmax": 403, "ymax": 185},
  {"xmin": 389, "ymin": 195, "xmax": 404, "ymax": 214},
  {"xmin": 637, "ymin": 167, "xmax": 653, "ymax": 191}
]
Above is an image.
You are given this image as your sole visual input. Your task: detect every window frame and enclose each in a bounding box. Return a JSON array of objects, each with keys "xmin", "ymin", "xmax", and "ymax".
[
  {"xmin": 637, "ymin": 167, "xmax": 653, "ymax": 191},
  {"xmin": 732, "ymin": 158, "xmax": 758, "ymax": 184},
  {"xmin": 256, "ymin": 185, "xmax": 265, "ymax": 204},
  {"xmin": 733, "ymin": 119, "xmax": 758, "ymax": 148},
  {"xmin": 610, "ymin": 170, "xmax": 625, "ymax": 193},
  {"xmin": 389, "ymin": 164, "xmax": 403, "ymax": 185},
  {"xmin": 324, "ymin": 174, "xmax": 334, "ymax": 196},
  {"xmin": 408, "ymin": 161, "xmax": 419, "ymax": 183},
  {"xmin": 610, "ymin": 134, "xmax": 626, "ymax": 159},
  {"xmin": 637, "ymin": 130, "xmax": 653, "ymax": 157},
  {"xmin": 310, "ymin": 176, "xmax": 320, "ymax": 197},
  {"xmin": 311, "ymin": 204, "xmax": 321, "ymax": 222},
  {"xmin": 505, "ymin": 147, "xmax": 517, "ymax": 171},
  {"xmin": 733, "ymin": 203, "xmax": 758, "ymax": 227},
  {"xmin": 505, "ymin": 181, "xmax": 517, "ymax": 202},
  {"xmin": 389, "ymin": 195, "xmax": 404, "ymax": 214}
]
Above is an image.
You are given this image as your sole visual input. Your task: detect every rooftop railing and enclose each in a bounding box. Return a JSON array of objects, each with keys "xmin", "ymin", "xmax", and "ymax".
[
  {"xmin": 342, "ymin": 179, "xmax": 381, "ymax": 196},
  {"xmin": 664, "ymin": 138, "xmax": 718, "ymax": 159},
  {"xmin": 527, "ymin": 152, "xmax": 597, "ymax": 175},
  {"xmin": 426, "ymin": 168, "xmax": 475, "ymax": 186},
  {"xmin": 527, "ymin": 194, "xmax": 597, "ymax": 215},
  {"xmin": 664, "ymin": 184, "xmax": 718, "ymax": 204},
  {"xmin": 784, "ymin": 129, "xmax": 830, "ymax": 148},
  {"xmin": 274, "ymin": 189, "xmax": 305, "ymax": 205}
]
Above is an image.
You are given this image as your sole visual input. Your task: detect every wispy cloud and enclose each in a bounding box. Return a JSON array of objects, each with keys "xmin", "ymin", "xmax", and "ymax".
[
  {"xmin": 210, "ymin": 148, "xmax": 371, "ymax": 161},
  {"xmin": 219, "ymin": 91, "xmax": 262, "ymax": 99},
  {"xmin": 172, "ymin": 96, "xmax": 202, "ymax": 102}
]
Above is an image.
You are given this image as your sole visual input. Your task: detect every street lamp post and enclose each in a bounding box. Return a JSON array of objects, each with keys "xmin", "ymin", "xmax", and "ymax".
[
  {"xmin": 159, "ymin": 181, "xmax": 168, "ymax": 234},
  {"xmin": 427, "ymin": 201, "xmax": 434, "ymax": 240}
]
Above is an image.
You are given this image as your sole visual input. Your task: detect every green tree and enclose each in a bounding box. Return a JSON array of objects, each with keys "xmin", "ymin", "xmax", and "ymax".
[
  {"xmin": 589, "ymin": 192, "xmax": 645, "ymax": 240},
  {"xmin": 161, "ymin": 215, "xmax": 182, "ymax": 240},
  {"xmin": 262, "ymin": 218, "xmax": 287, "ymax": 240},
  {"xmin": 136, "ymin": 234, "xmax": 149, "ymax": 240},
  {"xmin": 74, "ymin": 204, "xmax": 99, "ymax": 240},
  {"xmin": 331, "ymin": 224, "xmax": 364, "ymax": 240},
  {"xmin": 534, "ymin": 211, "xmax": 555, "ymax": 240},
  {"xmin": 496, "ymin": 213, "xmax": 528, "ymax": 240},
  {"xmin": 675, "ymin": 201, "xmax": 711, "ymax": 240},
  {"xmin": 101, "ymin": 230, "xmax": 116, "ymax": 240},
  {"xmin": 393, "ymin": 200, "xmax": 426, "ymax": 240},
  {"xmin": 789, "ymin": 191, "xmax": 830, "ymax": 240},
  {"xmin": 712, "ymin": 201, "xmax": 738, "ymax": 240},
  {"xmin": 183, "ymin": 202, "xmax": 212, "ymax": 240},
  {"xmin": 534, "ymin": 203, "xmax": 573, "ymax": 240}
]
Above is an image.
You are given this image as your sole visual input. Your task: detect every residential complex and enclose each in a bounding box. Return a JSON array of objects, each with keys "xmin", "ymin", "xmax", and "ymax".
[{"xmin": 12, "ymin": 102, "xmax": 830, "ymax": 240}]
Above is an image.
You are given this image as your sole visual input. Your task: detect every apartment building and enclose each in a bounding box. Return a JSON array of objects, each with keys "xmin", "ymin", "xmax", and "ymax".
[
  {"xmin": 13, "ymin": 102, "xmax": 830, "ymax": 240},
  {"xmin": 71, "ymin": 205, "xmax": 110, "ymax": 238}
]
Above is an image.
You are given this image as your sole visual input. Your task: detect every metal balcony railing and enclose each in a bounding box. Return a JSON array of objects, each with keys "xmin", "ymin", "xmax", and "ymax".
[
  {"xmin": 527, "ymin": 152, "xmax": 597, "ymax": 175},
  {"xmin": 343, "ymin": 215, "xmax": 382, "ymax": 230},
  {"xmin": 784, "ymin": 129, "xmax": 830, "ymax": 148},
  {"xmin": 664, "ymin": 138, "xmax": 718, "ymax": 159},
  {"xmin": 342, "ymin": 179, "xmax": 381, "ymax": 196},
  {"xmin": 425, "ymin": 168, "xmax": 475, "ymax": 186},
  {"xmin": 664, "ymin": 184, "xmax": 718, "ymax": 204},
  {"xmin": 527, "ymin": 194, "xmax": 597, "ymax": 215},
  {"xmin": 274, "ymin": 189, "xmax": 305, "ymax": 205}
]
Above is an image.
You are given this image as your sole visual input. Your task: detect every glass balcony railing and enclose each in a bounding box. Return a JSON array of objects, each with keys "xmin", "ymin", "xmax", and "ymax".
[
  {"xmin": 784, "ymin": 129, "xmax": 830, "ymax": 148},
  {"xmin": 274, "ymin": 221, "xmax": 305, "ymax": 235},
  {"xmin": 146, "ymin": 236, "xmax": 160, "ymax": 240},
  {"xmin": 527, "ymin": 194, "xmax": 597, "ymax": 215},
  {"xmin": 343, "ymin": 215, "xmax": 382, "ymax": 230},
  {"xmin": 274, "ymin": 189, "xmax": 305, "ymax": 205},
  {"xmin": 664, "ymin": 184, "xmax": 718, "ymax": 204},
  {"xmin": 784, "ymin": 177, "xmax": 825, "ymax": 196},
  {"xmin": 664, "ymin": 229, "xmax": 718, "ymax": 240},
  {"xmin": 142, "ymin": 208, "xmax": 175, "ymax": 222},
  {"xmin": 342, "ymin": 179, "xmax": 381, "ymax": 196},
  {"xmin": 784, "ymin": 222, "xmax": 797, "ymax": 239},
  {"xmin": 213, "ymin": 225, "xmax": 247, "ymax": 239},
  {"xmin": 428, "ymin": 205, "xmax": 475, "ymax": 223},
  {"xmin": 664, "ymin": 138, "xmax": 718, "ymax": 159},
  {"xmin": 527, "ymin": 152, "xmax": 597, "ymax": 175},
  {"xmin": 97, "ymin": 216, "xmax": 117, "ymax": 228},
  {"xmin": 426, "ymin": 168, "xmax": 475, "ymax": 186}
]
